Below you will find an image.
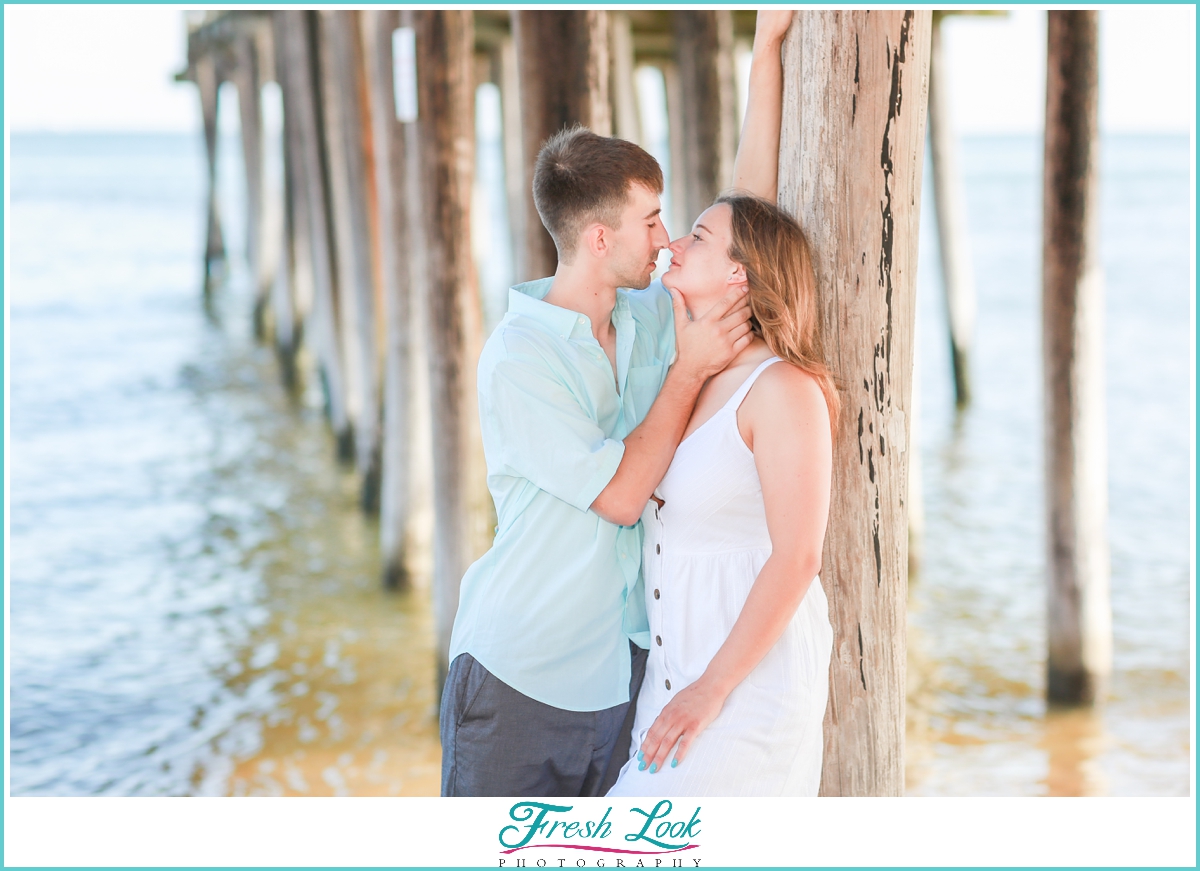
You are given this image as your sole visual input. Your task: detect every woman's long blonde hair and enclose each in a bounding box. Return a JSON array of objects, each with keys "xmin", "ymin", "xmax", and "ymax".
[{"xmin": 716, "ymin": 192, "xmax": 840, "ymax": 431}]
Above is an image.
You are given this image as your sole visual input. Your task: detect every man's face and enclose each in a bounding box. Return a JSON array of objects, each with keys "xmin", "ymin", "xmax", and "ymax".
[{"xmin": 604, "ymin": 184, "xmax": 670, "ymax": 290}]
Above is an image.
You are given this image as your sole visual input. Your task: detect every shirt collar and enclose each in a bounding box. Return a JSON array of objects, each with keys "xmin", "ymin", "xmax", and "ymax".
[{"xmin": 508, "ymin": 278, "xmax": 632, "ymax": 340}]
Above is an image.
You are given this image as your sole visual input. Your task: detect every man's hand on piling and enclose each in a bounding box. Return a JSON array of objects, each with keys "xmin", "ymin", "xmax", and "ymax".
[{"xmin": 671, "ymin": 286, "xmax": 754, "ymax": 383}]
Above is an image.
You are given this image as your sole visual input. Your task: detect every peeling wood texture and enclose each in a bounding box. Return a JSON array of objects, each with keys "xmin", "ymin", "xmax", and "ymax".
[
  {"xmin": 510, "ymin": 11, "xmax": 612, "ymax": 281},
  {"xmin": 1042, "ymin": 10, "xmax": 1111, "ymax": 706},
  {"xmin": 778, "ymin": 10, "xmax": 931, "ymax": 796},
  {"xmin": 414, "ymin": 10, "xmax": 492, "ymax": 687},
  {"xmin": 928, "ymin": 12, "xmax": 976, "ymax": 408},
  {"xmin": 671, "ymin": 11, "xmax": 737, "ymax": 222}
]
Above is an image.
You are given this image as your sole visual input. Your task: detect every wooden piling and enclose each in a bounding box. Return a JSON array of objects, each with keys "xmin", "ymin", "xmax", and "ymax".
[
  {"xmin": 671, "ymin": 11, "xmax": 738, "ymax": 221},
  {"xmin": 414, "ymin": 9, "xmax": 491, "ymax": 686},
  {"xmin": 610, "ymin": 12, "xmax": 642, "ymax": 145},
  {"xmin": 195, "ymin": 53, "xmax": 225, "ymax": 291},
  {"xmin": 272, "ymin": 11, "xmax": 307, "ymax": 382},
  {"xmin": 778, "ymin": 10, "xmax": 931, "ymax": 796},
  {"xmin": 319, "ymin": 10, "xmax": 383, "ymax": 504},
  {"xmin": 928, "ymin": 12, "xmax": 976, "ymax": 408},
  {"xmin": 360, "ymin": 9, "xmax": 416, "ymax": 589},
  {"xmin": 662, "ymin": 61, "xmax": 688, "ymax": 237},
  {"xmin": 233, "ymin": 33, "xmax": 266, "ymax": 335},
  {"xmin": 1042, "ymin": 10, "xmax": 1110, "ymax": 706},
  {"xmin": 510, "ymin": 10, "xmax": 612, "ymax": 281},
  {"xmin": 277, "ymin": 9, "xmax": 353, "ymax": 457}
]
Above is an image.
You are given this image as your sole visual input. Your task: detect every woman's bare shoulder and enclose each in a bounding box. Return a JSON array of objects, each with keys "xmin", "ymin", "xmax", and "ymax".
[{"xmin": 743, "ymin": 360, "xmax": 831, "ymax": 433}]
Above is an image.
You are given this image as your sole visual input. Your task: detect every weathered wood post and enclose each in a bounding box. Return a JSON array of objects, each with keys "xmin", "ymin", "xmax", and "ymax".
[
  {"xmin": 319, "ymin": 10, "xmax": 383, "ymax": 505},
  {"xmin": 671, "ymin": 11, "xmax": 738, "ymax": 221},
  {"xmin": 414, "ymin": 9, "xmax": 491, "ymax": 686},
  {"xmin": 1042, "ymin": 10, "xmax": 1110, "ymax": 706},
  {"xmin": 361, "ymin": 9, "xmax": 416, "ymax": 588},
  {"xmin": 778, "ymin": 10, "xmax": 931, "ymax": 796},
  {"xmin": 271, "ymin": 11, "xmax": 306, "ymax": 385},
  {"xmin": 662, "ymin": 61, "xmax": 689, "ymax": 236},
  {"xmin": 928, "ymin": 11, "xmax": 976, "ymax": 408},
  {"xmin": 195, "ymin": 53, "xmax": 226, "ymax": 292},
  {"xmin": 495, "ymin": 34, "xmax": 528, "ymax": 288},
  {"xmin": 510, "ymin": 10, "xmax": 611, "ymax": 281},
  {"xmin": 277, "ymin": 9, "xmax": 353, "ymax": 457},
  {"xmin": 609, "ymin": 12, "xmax": 642, "ymax": 145},
  {"xmin": 233, "ymin": 32, "xmax": 267, "ymax": 334}
]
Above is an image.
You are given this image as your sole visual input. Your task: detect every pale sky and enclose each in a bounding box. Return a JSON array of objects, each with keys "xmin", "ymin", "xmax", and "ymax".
[{"xmin": 4, "ymin": 6, "xmax": 1195, "ymax": 134}]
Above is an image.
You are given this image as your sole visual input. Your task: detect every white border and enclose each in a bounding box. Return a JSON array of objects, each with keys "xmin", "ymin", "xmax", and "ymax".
[
  {"xmin": 3, "ymin": 796, "xmax": 1196, "ymax": 867},
  {"xmin": 3, "ymin": 4, "xmax": 1196, "ymax": 870}
]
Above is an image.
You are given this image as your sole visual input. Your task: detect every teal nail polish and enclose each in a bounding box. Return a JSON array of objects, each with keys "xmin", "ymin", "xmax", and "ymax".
[
  {"xmin": 638, "ymin": 761, "xmax": 647, "ymax": 771},
  {"xmin": 671, "ymin": 758, "xmax": 678, "ymax": 768},
  {"xmin": 649, "ymin": 763, "xmax": 657, "ymax": 774},
  {"xmin": 637, "ymin": 751, "xmax": 644, "ymax": 762}
]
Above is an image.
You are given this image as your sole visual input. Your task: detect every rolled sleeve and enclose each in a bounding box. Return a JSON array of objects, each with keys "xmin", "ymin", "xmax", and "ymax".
[{"xmin": 484, "ymin": 354, "xmax": 625, "ymax": 513}]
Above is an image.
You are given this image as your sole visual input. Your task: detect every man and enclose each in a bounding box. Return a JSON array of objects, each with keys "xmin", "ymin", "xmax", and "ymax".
[{"xmin": 440, "ymin": 127, "xmax": 752, "ymax": 796}]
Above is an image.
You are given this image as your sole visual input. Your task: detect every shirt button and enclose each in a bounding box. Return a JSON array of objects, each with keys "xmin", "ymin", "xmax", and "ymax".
[
  {"xmin": 656, "ymin": 544, "xmax": 661, "ymax": 554},
  {"xmin": 665, "ymin": 679, "xmax": 671, "ymax": 690},
  {"xmin": 578, "ymin": 317, "xmax": 586, "ymax": 325},
  {"xmin": 654, "ymin": 589, "xmax": 660, "ymax": 599},
  {"xmin": 656, "ymin": 635, "xmax": 662, "ymax": 646}
]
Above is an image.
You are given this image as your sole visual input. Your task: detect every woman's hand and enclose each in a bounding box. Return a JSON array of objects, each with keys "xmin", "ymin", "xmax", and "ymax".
[
  {"xmin": 753, "ymin": 9, "xmax": 794, "ymax": 48},
  {"xmin": 636, "ymin": 678, "xmax": 728, "ymax": 774}
]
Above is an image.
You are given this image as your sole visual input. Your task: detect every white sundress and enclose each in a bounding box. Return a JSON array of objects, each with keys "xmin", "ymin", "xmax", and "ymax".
[{"xmin": 607, "ymin": 357, "xmax": 833, "ymax": 797}]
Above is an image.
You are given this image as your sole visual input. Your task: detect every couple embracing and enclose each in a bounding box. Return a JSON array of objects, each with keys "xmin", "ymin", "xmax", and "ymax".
[{"xmin": 441, "ymin": 11, "xmax": 837, "ymax": 798}]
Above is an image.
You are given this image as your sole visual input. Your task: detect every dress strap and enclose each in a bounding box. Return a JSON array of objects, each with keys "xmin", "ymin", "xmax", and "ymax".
[{"xmin": 727, "ymin": 356, "xmax": 784, "ymax": 412}]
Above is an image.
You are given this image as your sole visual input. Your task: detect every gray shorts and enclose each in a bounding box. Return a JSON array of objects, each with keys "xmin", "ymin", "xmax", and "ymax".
[{"xmin": 440, "ymin": 642, "xmax": 648, "ymax": 797}]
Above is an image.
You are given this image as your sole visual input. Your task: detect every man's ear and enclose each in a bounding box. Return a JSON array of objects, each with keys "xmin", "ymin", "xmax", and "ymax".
[{"xmin": 581, "ymin": 222, "xmax": 608, "ymax": 259}]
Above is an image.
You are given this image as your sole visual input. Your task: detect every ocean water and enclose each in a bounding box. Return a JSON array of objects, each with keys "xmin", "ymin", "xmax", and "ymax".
[
  {"xmin": 906, "ymin": 133, "xmax": 1192, "ymax": 795},
  {"xmin": 6, "ymin": 130, "xmax": 1192, "ymax": 796}
]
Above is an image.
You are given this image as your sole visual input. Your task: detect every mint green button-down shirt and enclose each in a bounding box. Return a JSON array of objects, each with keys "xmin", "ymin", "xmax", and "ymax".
[{"xmin": 448, "ymin": 277, "xmax": 676, "ymax": 712}]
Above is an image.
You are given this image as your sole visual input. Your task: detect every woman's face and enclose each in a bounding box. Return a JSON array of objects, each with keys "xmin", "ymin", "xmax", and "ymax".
[{"xmin": 661, "ymin": 203, "xmax": 746, "ymax": 316}]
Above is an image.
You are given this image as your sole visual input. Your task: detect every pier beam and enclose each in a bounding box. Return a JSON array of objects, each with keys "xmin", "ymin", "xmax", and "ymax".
[
  {"xmin": 233, "ymin": 32, "xmax": 267, "ymax": 334},
  {"xmin": 195, "ymin": 53, "xmax": 226, "ymax": 292},
  {"xmin": 1042, "ymin": 10, "xmax": 1110, "ymax": 706},
  {"xmin": 320, "ymin": 10, "xmax": 383, "ymax": 505},
  {"xmin": 414, "ymin": 10, "xmax": 491, "ymax": 687},
  {"xmin": 609, "ymin": 12, "xmax": 642, "ymax": 146},
  {"xmin": 778, "ymin": 10, "xmax": 931, "ymax": 796},
  {"xmin": 272, "ymin": 11, "xmax": 307, "ymax": 384},
  {"xmin": 928, "ymin": 12, "xmax": 976, "ymax": 408},
  {"xmin": 671, "ymin": 10, "xmax": 738, "ymax": 222},
  {"xmin": 277, "ymin": 9, "xmax": 352, "ymax": 457},
  {"xmin": 510, "ymin": 10, "xmax": 611, "ymax": 281},
  {"xmin": 361, "ymin": 9, "xmax": 416, "ymax": 588}
]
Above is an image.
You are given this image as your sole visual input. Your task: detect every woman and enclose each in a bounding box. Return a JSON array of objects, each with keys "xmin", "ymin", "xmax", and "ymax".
[{"xmin": 607, "ymin": 10, "xmax": 837, "ymax": 797}]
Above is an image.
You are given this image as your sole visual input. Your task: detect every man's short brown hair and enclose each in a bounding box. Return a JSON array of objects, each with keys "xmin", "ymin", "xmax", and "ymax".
[{"xmin": 532, "ymin": 126, "xmax": 664, "ymax": 261}]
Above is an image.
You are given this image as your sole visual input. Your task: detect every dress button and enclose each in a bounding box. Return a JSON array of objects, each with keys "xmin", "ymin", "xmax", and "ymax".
[
  {"xmin": 665, "ymin": 679, "xmax": 671, "ymax": 690},
  {"xmin": 656, "ymin": 635, "xmax": 662, "ymax": 646},
  {"xmin": 653, "ymin": 589, "xmax": 660, "ymax": 599},
  {"xmin": 656, "ymin": 544, "xmax": 661, "ymax": 554}
]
